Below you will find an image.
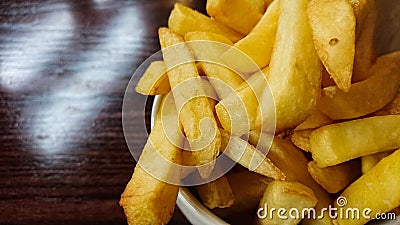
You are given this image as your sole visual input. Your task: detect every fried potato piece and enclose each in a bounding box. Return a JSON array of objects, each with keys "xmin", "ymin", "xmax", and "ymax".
[
  {"xmin": 120, "ymin": 96, "xmax": 182, "ymax": 225},
  {"xmin": 361, "ymin": 151, "xmax": 393, "ymax": 174},
  {"xmin": 318, "ymin": 51, "xmax": 400, "ymax": 120},
  {"xmin": 135, "ymin": 61, "xmax": 170, "ymax": 95},
  {"xmin": 168, "ymin": 3, "xmax": 243, "ymax": 43},
  {"xmin": 206, "ymin": 0, "xmax": 262, "ymax": 35},
  {"xmin": 307, "ymin": 160, "xmax": 361, "ymax": 194},
  {"xmin": 220, "ymin": 129, "xmax": 285, "ymax": 180},
  {"xmin": 295, "ymin": 110, "xmax": 333, "ymax": 131},
  {"xmin": 351, "ymin": 2, "xmax": 377, "ymax": 83},
  {"xmin": 196, "ymin": 175, "xmax": 234, "ymax": 209},
  {"xmin": 310, "ymin": 115, "xmax": 400, "ymax": 167},
  {"xmin": 307, "ymin": 0, "xmax": 355, "ymax": 91},
  {"xmin": 216, "ymin": 68, "xmax": 268, "ymax": 136},
  {"xmin": 258, "ymin": 0, "xmax": 322, "ymax": 132},
  {"xmin": 159, "ymin": 27, "xmax": 221, "ymax": 178},
  {"xmin": 373, "ymin": 88, "xmax": 400, "ymax": 116},
  {"xmin": 348, "ymin": 0, "xmax": 375, "ymax": 38},
  {"xmin": 291, "ymin": 129, "xmax": 312, "ymax": 152},
  {"xmin": 248, "ymin": 0, "xmax": 267, "ymax": 13},
  {"xmin": 248, "ymin": 131, "xmax": 334, "ymax": 225},
  {"xmin": 333, "ymin": 150, "xmax": 400, "ymax": 225},
  {"xmin": 213, "ymin": 170, "xmax": 273, "ymax": 219},
  {"xmin": 257, "ymin": 181, "xmax": 318, "ymax": 225},
  {"xmin": 220, "ymin": 0, "xmax": 279, "ymax": 73},
  {"xmin": 184, "ymin": 31, "xmax": 244, "ymax": 99}
]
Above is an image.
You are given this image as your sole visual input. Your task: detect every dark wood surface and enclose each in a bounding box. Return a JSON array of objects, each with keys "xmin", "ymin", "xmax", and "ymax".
[{"xmin": 0, "ymin": 0, "xmax": 205, "ymax": 224}]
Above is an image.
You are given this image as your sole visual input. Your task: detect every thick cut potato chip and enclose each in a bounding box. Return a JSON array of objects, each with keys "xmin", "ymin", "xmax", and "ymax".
[
  {"xmin": 220, "ymin": 0, "xmax": 279, "ymax": 72},
  {"xmin": 220, "ymin": 129, "xmax": 285, "ymax": 180},
  {"xmin": 333, "ymin": 150, "xmax": 400, "ymax": 225},
  {"xmin": 120, "ymin": 96, "xmax": 182, "ymax": 225},
  {"xmin": 206, "ymin": 0, "xmax": 262, "ymax": 35},
  {"xmin": 257, "ymin": 181, "xmax": 318, "ymax": 225},
  {"xmin": 216, "ymin": 68, "xmax": 268, "ymax": 136},
  {"xmin": 361, "ymin": 151, "xmax": 392, "ymax": 174},
  {"xmin": 135, "ymin": 61, "xmax": 170, "ymax": 95},
  {"xmin": 310, "ymin": 115, "xmax": 400, "ymax": 167},
  {"xmin": 184, "ymin": 31, "xmax": 244, "ymax": 99},
  {"xmin": 291, "ymin": 129, "xmax": 312, "ymax": 152},
  {"xmin": 295, "ymin": 110, "xmax": 333, "ymax": 131},
  {"xmin": 248, "ymin": 131, "xmax": 334, "ymax": 225},
  {"xmin": 258, "ymin": 0, "xmax": 322, "ymax": 132},
  {"xmin": 307, "ymin": 0, "xmax": 355, "ymax": 91},
  {"xmin": 307, "ymin": 160, "xmax": 361, "ymax": 194},
  {"xmin": 168, "ymin": 3, "xmax": 243, "ymax": 43},
  {"xmin": 159, "ymin": 27, "xmax": 221, "ymax": 178},
  {"xmin": 318, "ymin": 51, "xmax": 400, "ymax": 120},
  {"xmin": 196, "ymin": 175, "xmax": 234, "ymax": 209},
  {"xmin": 351, "ymin": 2, "xmax": 377, "ymax": 83}
]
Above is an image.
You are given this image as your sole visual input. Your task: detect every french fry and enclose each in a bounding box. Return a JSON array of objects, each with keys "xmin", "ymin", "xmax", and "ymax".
[
  {"xmin": 247, "ymin": 0, "xmax": 267, "ymax": 13},
  {"xmin": 184, "ymin": 31, "xmax": 244, "ymax": 99},
  {"xmin": 333, "ymin": 150, "xmax": 400, "ymax": 225},
  {"xmin": 307, "ymin": 160, "xmax": 361, "ymax": 194},
  {"xmin": 135, "ymin": 61, "xmax": 170, "ymax": 95},
  {"xmin": 168, "ymin": 3, "xmax": 243, "ymax": 43},
  {"xmin": 348, "ymin": 0, "xmax": 375, "ymax": 38},
  {"xmin": 361, "ymin": 151, "xmax": 393, "ymax": 174},
  {"xmin": 196, "ymin": 175, "xmax": 235, "ymax": 209},
  {"xmin": 213, "ymin": 170, "xmax": 273, "ymax": 218},
  {"xmin": 307, "ymin": 0, "xmax": 355, "ymax": 91},
  {"xmin": 295, "ymin": 110, "xmax": 334, "ymax": 131},
  {"xmin": 220, "ymin": 128, "xmax": 285, "ymax": 180},
  {"xmin": 216, "ymin": 68, "xmax": 268, "ymax": 136},
  {"xmin": 220, "ymin": 0, "xmax": 279, "ymax": 73},
  {"xmin": 373, "ymin": 88, "xmax": 400, "ymax": 116},
  {"xmin": 258, "ymin": 0, "xmax": 322, "ymax": 132},
  {"xmin": 159, "ymin": 27, "xmax": 221, "ymax": 178},
  {"xmin": 310, "ymin": 115, "xmax": 400, "ymax": 167},
  {"xmin": 257, "ymin": 181, "xmax": 318, "ymax": 225},
  {"xmin": 317, "ymin": 51, "xmax": 400, "ymax": 120},
  {"xmin": 248, "ymin": 131, "xmax": 334, "ymax": 225},
  {"xmin": 291, "ymin": 129, "xmax": 312, "ymax": 152},
  {"xmin": 120, "ymin": 95, "xmax": 182, "ymax": 225},
  {"xmin": 206, "ymin": 0, "xmax": 262, "ymax": 35},
  {"xmin": 351, "ymin": 1, "xmax": 377, "ymax": 83}
]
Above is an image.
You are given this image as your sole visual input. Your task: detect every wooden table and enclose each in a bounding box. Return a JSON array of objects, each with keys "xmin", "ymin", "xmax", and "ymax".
[
  {"xmin": 1, "ymin": 0, "xmax": 400, "ymax": 225},
  {"xmin": 0, "ymin": 0, "xmax": 205, "ymax": 224}
]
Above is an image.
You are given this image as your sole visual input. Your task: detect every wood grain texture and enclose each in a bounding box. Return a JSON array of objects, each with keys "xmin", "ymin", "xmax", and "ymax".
[{"xmin": 0, "ymin": 0, "xmax": 205, "ymax": 224}]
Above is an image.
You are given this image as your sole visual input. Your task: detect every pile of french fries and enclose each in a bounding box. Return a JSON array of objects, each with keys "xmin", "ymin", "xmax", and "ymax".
[{"xmin": 120, "ymin": 0, "xmax": 400, "ymax": 224}]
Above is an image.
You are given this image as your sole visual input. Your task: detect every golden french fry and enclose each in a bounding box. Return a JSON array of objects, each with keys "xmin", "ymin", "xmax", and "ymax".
[
  {"xmin": 307, "ymin": 0, "xmax": 355, "ymax": 91},
  {"xmin": 247, "ymin": 0, "xmax": 267, "ymax": 13},
  {"xmin": 168, "ymin": 3, "xmax": 243, "ymax": 43},
  {"xmin": 310, "ymin": 115, "xmax": 400, "ymax": 167},
  {"xmin": 307, "ymin": 160, "xmax": 361, "ymax": 194},
  {"xmin": 333, "ymin": 150, "xmax": 400, "ymax": 225},
  {"xmin": 216, "ymin": 68, "xmax": 268, "ymax": 136},
  {"xmin": 220, "ymin": 0, "xmax": 279, "ymax": 72},
  {"xmin": 295, "ymin": 110, "xmax": 334, "ymax": 131},
  {"xmin": 373, "ymin": 88, "xmax": 400, "ymax": 116},
  {"xmin": 213, "ymin": 170, "xmax": 272, "ymax": 218},
  {"xmin": 257, "ymin": 181, "xmax": 318, "ymax": 225},
  {"xmin": 349, "ymin": 0, "xmax": 375, "ymax": 38},
  {"xmin": 184, "ymin": 31, "xmax": 244, "ymax": 99},
  {"xmin": 220, "ymin": 128, "xmax": 285, "ymax": 180},
  {"xmin": 120, "ymin": 96, "xmax": 182, "ymax": 225},
  {"xmin": 159, "ymin": 27, "xmax": 221, "ymax": 178},
  {"xmin": 258, "ymin": 0, "xmax": 322, "ymax": 132},
  {"xmin": 206, "ymin": 0, "xmax": 262, "ymax": 35},
  {"xmin": 135, "ymin": 61, "xmax": 170, "ymax": 95},
  {"xmin": 318, "ymin": 51, "xmax": 400, "ymax": 120},
  {"xmin": 361, "ymin": 151, "xmax": 393, "ymax": 174},
  {"xmin": 291, "ymin": 129, "xmax": 312, "ymax": 152},
  {"xmin": 351, "ymin": 1, "xmax": 377, "ymax": 83},
  {"xmin": 248, "ymin": 131, "xmax": 334, "ymax": 225},
  {"xmin": 196, "ymin": 175, "xmax": 235, "ymax": 209}
]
